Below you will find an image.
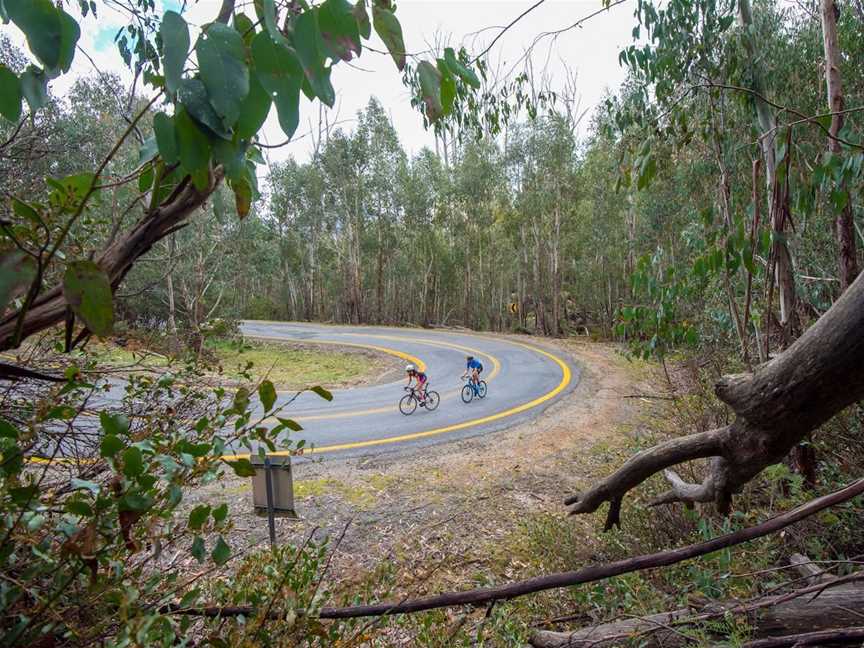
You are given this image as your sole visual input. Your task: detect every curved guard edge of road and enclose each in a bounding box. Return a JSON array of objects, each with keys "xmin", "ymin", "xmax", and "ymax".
[{"xmin": 222, "ymin": 337, "xmax": 573, "ymax": 459}]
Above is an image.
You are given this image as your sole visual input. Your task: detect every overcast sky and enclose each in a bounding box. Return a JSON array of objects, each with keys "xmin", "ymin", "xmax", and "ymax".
[{"xmin": 5, "ymin": 0, "xmax": 636, "ymax": 164}]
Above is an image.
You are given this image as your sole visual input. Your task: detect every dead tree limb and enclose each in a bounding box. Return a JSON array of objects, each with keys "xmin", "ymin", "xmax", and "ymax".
[
  {"xmin": 161, "ymin": 479, "xmax": 864, "ymax": 621},
  {"xmin": 530, "ymin": 572, "xmax": 864, "ymax": 647},
  {"xmin": 742, "ymin": 627, "xmax": 864, "ymax": 648},
  {"xmin": 566, "ymin": 270, "xmax": 864, "ymax": 520},
  {"xmin": 0, "ymin": 362, "xmax": 64, "ymax": 382}
]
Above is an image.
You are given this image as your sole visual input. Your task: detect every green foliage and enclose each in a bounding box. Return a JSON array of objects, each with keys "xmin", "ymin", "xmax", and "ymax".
[
  {"xmin": 160, "ymin": 10, "xmax": 189, "ymax": 96},
  {"xmin": 372, "ymin": 1, "xmax": 406, "ymax": 70},
  {"xmin": 62, "ymin": 260, "xmax": 114, "ymax": 336},
  {"xmin": 0, "ymin": 64, "xmax": 21, "ymax": 121},
  {"xmin": 251, "ymin": 31, "xmax": 303, "ymax": 138},
  {"xmin": 617, "ymin": 250, "xmax": 698, "ymax": 361},
  {"xmin": 418, "ymin": 60, "xmax": 444, "ymax": 120},
  {"xmin": 196, "ymin": 23, "xmax": 249, "ymax": 126},
  {"xmin": 0, "ymin": 354, "xmax": 313, "ymax": 646}
]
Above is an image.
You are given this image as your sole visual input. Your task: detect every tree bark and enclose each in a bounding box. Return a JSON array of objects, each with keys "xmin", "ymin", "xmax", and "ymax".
[
  {"xmin": 551, "ymin": 201, "xmax": 562, "ymax": 336},
  {"xmin": 566, "ymin": 269, "xmax": 864, "ymax": 524},
  {"xmin": 165, "ymin": 235, "xmax": 179, "ymax": 353},
  {"xmin": 738, "ymin": 0, "xmax": 797, "ymax": 337},
  {"xmin": 821, "ymin": 0, "xmax": 859, "ymax": 291},
  {"xmin": 530, "ymin": 578, "xmax": 864, "ymax": 647},
  {"xmin": 0, "ymin": 170, "xmax": 223, "ymax": 351}
]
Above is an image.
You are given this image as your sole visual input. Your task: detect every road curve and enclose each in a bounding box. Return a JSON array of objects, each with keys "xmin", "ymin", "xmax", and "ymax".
[{"xmin": 237, "ymin": 321, "xmax": 580, "ymax": 459}]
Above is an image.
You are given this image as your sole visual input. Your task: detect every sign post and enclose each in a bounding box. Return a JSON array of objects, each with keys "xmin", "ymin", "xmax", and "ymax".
[{"xmin": 250, "ymin": 454, "xmax": 298, "ymax": 546}]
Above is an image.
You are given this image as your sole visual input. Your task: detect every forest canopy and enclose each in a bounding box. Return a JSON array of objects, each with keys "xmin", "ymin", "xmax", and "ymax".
[{"xmin": 0, "ymin": 0, "xmax": 863, "ymax": 645}]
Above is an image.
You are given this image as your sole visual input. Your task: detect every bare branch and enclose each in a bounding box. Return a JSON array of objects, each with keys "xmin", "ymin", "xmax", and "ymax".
[
  {"xmin": 161, "ymin": 479, "xmax": 864, "ymax": 621},
  {"xmin": 648, "ymin": 468, "xmax": 717, "ymax": 507},
  {"xmin": 742, "ymin": 627, "xmax": 864, "ymax": 648},
  {"xmin": 563, "ymin": 427, "xmax": 726, "ymax": 517},
  {"xmin": 471, "ymin": 0, "xmax": 547, "ymax": 64}
]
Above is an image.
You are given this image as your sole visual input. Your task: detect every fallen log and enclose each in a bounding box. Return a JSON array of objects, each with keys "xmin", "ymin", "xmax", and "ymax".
[
  {"xmin": 530, "ymin": 573, "xmax": 864, "ymax": 647},
  {"xmin": 742, "ymin": 626, "xmax": 864, "ymax": 648}
]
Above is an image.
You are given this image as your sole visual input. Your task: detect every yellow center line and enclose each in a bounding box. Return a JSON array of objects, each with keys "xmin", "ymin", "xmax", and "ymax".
[
  {"xmin": 256, "ymin": 334, "xmax": 500, "ymax": 422},
  {"xmin": 21, "ymin": 327, "xmax": 573, "ymax": 464},
  {"xmin": 221, "ymin": 336, "xmax": 572, "ymax": 459},
  {"xmin": 241, "ymin": 335, "xmax": 427, "ymax": 384}
]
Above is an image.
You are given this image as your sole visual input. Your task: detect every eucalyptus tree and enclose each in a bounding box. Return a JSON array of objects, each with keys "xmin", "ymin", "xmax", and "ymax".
[
  {"xmin": 0, "ymin": 2, "xmax": 492, "ymax": 645},
  {"xmin": 0, "ymin": 0, "xmax": 482, "ymax": 351},
  {"xmin": 566, "ymin": 0, "xmax": 864, "ymax": 528}
]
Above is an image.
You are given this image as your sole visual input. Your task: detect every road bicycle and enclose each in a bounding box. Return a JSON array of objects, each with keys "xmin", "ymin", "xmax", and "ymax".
[
  {"xmin": 461, "ymin": 375, "xmax": 487, "ymax": 403},
  {"xmin": 399, "ymin": 385, "xmax": 440, "ymax": 415}
]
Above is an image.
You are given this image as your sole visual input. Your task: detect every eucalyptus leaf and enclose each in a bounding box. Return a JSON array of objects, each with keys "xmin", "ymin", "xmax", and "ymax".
[
  {"xmin": 310, "ymin": 385, "xmax": 333, "ymax": 401},
  {"xmin": 0, "ymin": 64, "xmax": 22, "ymax": 122},
  {"xmin": 417, "ymin": 61, "xmax": 443, "ymax": 121},
  {"xmin": 6, "ymin": 0, "xmax": 63, "ymax": 70},
  {"xmin": 190, "ymin": 535, "xmax": 206, "ymax": 563},
  {"xmin": 211, "ymin": 536, "xmax": 231, "ymax": 565},
  {"xmin": 56, "ymin": 8, "xmax": 80, "ymax": 74},
  {"xmin": 153, "ymin": 112, "xmax": 179, "ymax": 165},
  {"xmin": 258, "ymin": 379, "xmax": 277, "ymax": 412},
  {"xmin": 319, "ymin": 0, "xmax": 362, "ymax": 62},
  {"xmin": 353, "ymin": 0, "xmax": 371, "ymax": 39},
  {"xmin": 228, "ymin": 458, "xmax": 257, "ymax": 477},
  {"xmin": 62, "ymin": 260, "xmax": 114, "ymax": 337},
  {"xmin": 235, "ymin": 73, "xmax": 271, "ymax": 140},
  {"xmin": 20, "ymin": 65, "xmax": 48, "ymax": 113},
  {"xmin": 251, "ymin": 32, "xmax": 302, "ymax": 139},
  {"xmin": 372, "ymin": 4, "xmax": 405, "ymax": 71},
  {"xmin": 443, "ymin": 47, "xmax": 480, "ymax": 88},
  {"xmin": 196, "ymin": 23, "xmax": 249, "ymax": 127},
  {"xmin": 99, "ymin": 434, "xmax": 124, "ymax": 458},
  {"xmin": 293, "ymin": 10, "xmax": 336, "ymax": 107},
  {"xmin": 161, "ymin": 11, "xmax": 189, "ymax": 96},
  {"xmin": 178, "ymin": 78, "xmax": 232, "ymax": 139},
  {"xmin": 174, "ymin": 107, "xmax": 212, "ymax": 175},
  {"xmin": 188, "ymin": 505, "xmax": 210, "ymax": 530}
]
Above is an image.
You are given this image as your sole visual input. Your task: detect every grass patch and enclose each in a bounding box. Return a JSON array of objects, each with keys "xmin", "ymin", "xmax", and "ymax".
[
  {"xmin": 83, "ymin": 342, "xmax": 171, "ymax": 368},
  {"xmin": 293, "ymin": 478, "xmax": 380, "ymax": 509},
  {"xmin": 85, "ymin": 337, "xmax": 387, "ymax": 389},
  {"xmin": 206, "ymin": 339, "xmax": 382, "ymax": 388}
]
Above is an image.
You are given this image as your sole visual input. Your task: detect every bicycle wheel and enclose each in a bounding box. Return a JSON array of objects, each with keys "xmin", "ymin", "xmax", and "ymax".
[
  {"xmin": 425, "ymin": 391, "xmax": 440, "ymax": 411},
  {"xmin": 399, "ymin": 394, "xmax": 417, "ymax": 415},
  {"xmin": 461, "ymin": 384, "xmax": 474, "ymax": 403},
  {"xmin": 477, "ymin": 381, "xmax": 487, "ymax": 399}
]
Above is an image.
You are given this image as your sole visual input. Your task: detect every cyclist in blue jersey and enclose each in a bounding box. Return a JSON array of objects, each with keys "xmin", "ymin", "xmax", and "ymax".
[
  {"xmin": 405, "ymin": 364, "xmax": 428, "ymax": 404},
  {"xmin": 462, "ymin": 355, "xmax": 483, "ymax": 393}
]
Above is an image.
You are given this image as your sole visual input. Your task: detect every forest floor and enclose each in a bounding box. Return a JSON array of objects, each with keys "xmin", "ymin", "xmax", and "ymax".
[{"xmin": 190, "ymin": 336, "xmax": 668, "ymax": 622}]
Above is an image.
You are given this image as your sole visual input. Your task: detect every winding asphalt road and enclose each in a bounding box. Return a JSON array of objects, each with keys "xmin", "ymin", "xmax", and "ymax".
[{"xmin": 237, "ymin": 321, "xmax": 580, "ymax": 459}]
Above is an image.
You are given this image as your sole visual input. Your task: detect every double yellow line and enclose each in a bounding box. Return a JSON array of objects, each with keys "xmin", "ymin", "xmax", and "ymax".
[
  {"xmin": 224, "ymin": 333, "xmax": 571, "ymax": 457},
  {"xmin": 21, "ymin": 329, "xmax": 573, "ymax": 463},
  {"xmin": 249, "ymin": 333, "xmax": 500, "ymax": 422}
]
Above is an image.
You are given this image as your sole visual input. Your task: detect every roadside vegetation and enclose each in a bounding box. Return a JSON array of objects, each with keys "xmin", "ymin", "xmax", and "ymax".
[
  {"xmin": 1, "ymin": 0, "xmax": 862, "ymax": 646},
  {"xmin": 83, "ymin": 336, "xmax": 389, "ymax": 388}
]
